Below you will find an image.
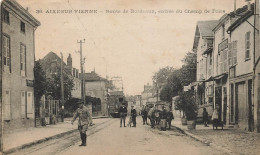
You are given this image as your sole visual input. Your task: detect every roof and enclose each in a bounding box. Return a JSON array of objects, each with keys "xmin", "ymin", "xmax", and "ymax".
[
  {"xmin": 197, "ymin": 20, "xmax": 218, "ymax": 37},
  {"xmin": 213, "ymin": 3, "xmax": 254, "ymax": 32},
  {"xmin": 227, "ymin": 5, "xmax": 254, "ymax": 33},
  {"xmin": 3, "ymin": 0, "xmax": 40, "ymax": 27},
  {"xmin": 193, "ymin": 20, "xmax": 218, "ymax": 50},
  {"xmin": 109, "ymin": 91, "xmax": 124, "ymax": 96},
  {"xmin": 82, "ymin": 71, "xmax": 107, "ymax": 81}
]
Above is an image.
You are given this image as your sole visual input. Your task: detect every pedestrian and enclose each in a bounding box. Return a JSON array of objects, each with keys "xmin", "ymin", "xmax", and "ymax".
[
  {"xmin": 141, "ymin": 106, "xmax": 148, "ymax": 125},
  {"xmin": 131, "ymin": 105, "xmax": 137, "ymax": 127},
  {"xmin": 166, "ymin": 110, "xmax": 174, "ymax": 129},
  {"xmin": 118, "ymin": 103, "xmax": 127, "ymax": 127},
  {"xmin": 202, "ymin": 108, "xmax": 209, "ymax": 127},
  {"xmin": 160, "ymin": 106, "xmax": 167, "ymax": 131},
  {"xmin": 71, "ymin": 101, "xmax": 92, "ymax": 147}
]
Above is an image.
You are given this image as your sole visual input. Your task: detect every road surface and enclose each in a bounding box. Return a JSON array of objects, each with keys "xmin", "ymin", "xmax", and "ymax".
[{"xmin": 12, "ymin": 117, "xmax": 226, "ymax": 155}]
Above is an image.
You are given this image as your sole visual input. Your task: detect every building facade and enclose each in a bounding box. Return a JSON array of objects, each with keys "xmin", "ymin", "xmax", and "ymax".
[
  {"xmin": 193, "ymin": 20, "xmax": 218, "ymax": 120},
  {"xmin": 84, "ymin": 71, "xmax": 108, "ymax": 116},
  {"xmin": 1, "ymin": 0, "xmax": 40, "ymax": 131}
]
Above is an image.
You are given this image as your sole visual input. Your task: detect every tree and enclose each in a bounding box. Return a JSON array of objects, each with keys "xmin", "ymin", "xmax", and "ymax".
[
  {"xmin": 159, "ymin": 51, "xmax": 197, "ymax": 103},
  {"xmin": 46, "ymin": 69, "xmax": 74, "ymax": 101},
  {"xmin": 152, "ymin": 66, "xmax": 175, "ymax": 89},
  {"xmin": 175, "ymin": 91, "xmax": 197, "ymax": 120},
  {"xmin": 34, "ymin": 60, "xmax": 47, "ymax": 117},
  {"xmin": 160, "ymin": 70, "xmax": 182, "ymax": 102}
]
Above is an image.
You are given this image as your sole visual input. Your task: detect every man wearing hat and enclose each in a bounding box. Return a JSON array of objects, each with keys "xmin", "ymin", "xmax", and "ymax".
[
  {"xmin": 71, "ymin": 101, "xmax": 92, "ymax": 146},
  {"xmin": 131, "ymin": 105, "xmax": 137, "ymax": 127},
  {"xmin": 118, "ymin": 103, "xmax": 127, "ymax": 127}
]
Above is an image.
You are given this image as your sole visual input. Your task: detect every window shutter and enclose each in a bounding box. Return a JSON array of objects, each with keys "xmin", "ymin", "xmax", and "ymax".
[{"xmin": 4, "ymin": 90, "xmax": 11, "ymax": 120}]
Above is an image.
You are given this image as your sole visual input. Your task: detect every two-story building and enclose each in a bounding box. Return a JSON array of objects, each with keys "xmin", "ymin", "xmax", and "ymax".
[
  {"xmin": 1, "ymin": 0, "xmax": 40, "ymax": 131},
  {"xmin": 83, "ymin": 71, "xmax": 108, "ymax": 116},
  {"xmin": 193, "ymin": 20, "xmax": 218, "ymax": 119},
  {"xmin": 227, "ymin": 4, "xmax": 255, "ymax": 131}
]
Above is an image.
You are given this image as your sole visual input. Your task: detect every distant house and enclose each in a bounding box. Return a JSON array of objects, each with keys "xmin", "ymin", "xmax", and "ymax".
[
  {"xmin": 1, "ymin": 0, "xmax": 40, "ymax": 131},
  {"xmin": 83, "ymin": 70, "xmax": 108, "ymax": 116},
  {"xmin": 40, "ymin": 52, "xmax": 81, "ymax": 100}
]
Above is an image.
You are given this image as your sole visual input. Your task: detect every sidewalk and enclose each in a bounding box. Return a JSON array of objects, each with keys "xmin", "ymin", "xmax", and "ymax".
[
  {"xmin": 3, "ymin": 117, "xmax": 110, "ymax": 154},
  {"xmin": 172, "ymin": 118, "xmax": 260, "ymax": 155}
]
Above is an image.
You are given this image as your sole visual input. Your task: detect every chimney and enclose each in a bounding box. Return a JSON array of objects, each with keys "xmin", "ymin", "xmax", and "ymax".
[
  {"xmin": 246, "ymin": 0, "xmax": 251, "ymax": 11},
  {"xmin": 67, "ymin": 53, "xmax": 72, "ymax": 74},
  {"xmin": 234, "ymin": 0, "xmax": 236, "ymax": 14}
]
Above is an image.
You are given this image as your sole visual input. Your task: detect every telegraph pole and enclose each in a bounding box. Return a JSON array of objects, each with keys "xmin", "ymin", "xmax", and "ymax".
[
  {"xmin": 60, "ymin": 52, "xmax": 65, "ymax": 122},
  {"xmin": 77, "ymin": 39, "xmax": 86, "ymax": 104}
]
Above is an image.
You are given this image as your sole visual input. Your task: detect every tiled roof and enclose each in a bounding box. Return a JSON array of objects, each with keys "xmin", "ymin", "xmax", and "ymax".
[
  {"xmin": 81, "ymin": 71, "xmax": 106, "ymax": 81},
  {"xmin": 197, "ymin": 20, "xmax": 218, "ymax": 37}
]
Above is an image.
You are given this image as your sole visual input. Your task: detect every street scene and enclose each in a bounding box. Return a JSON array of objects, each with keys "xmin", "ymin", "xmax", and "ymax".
[{"xmin": 0, "ymin": 0, "xmax": 260, "ymax": 154}]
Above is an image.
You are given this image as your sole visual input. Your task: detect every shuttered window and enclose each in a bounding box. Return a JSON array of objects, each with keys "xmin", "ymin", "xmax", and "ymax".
[
  {"xmin": 245, "ymin": 31, "xmax": 251, "ymax": 60},
  {"xmin": 21, "ymin": 91, "xmax": 26, "ymax": 118},
  {"xmin": 20, "ymin": 44, "xmax": 26, "ymax": 76},
  {"xmin": 3, "ymin": 35, "xmax": 11, "ymax": 72},
  {"xmin": 4, "ymin": 90, "xmax": 11, "ymax": 120}
]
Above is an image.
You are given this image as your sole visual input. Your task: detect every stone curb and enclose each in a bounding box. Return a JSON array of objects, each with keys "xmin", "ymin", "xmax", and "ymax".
[
  {"xmin": 173, "ymin": 125, "xmax": 233, "ymax": 154},
  {"xmin": 4, "ymin": 129, "xmax": 78, "ymax": 155},
  {"xmin": 4, "ymin": 117, "xmax": 110, "ymax": 154}
]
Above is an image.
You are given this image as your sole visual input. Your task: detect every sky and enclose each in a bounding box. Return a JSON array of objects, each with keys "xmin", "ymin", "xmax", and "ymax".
[{"xmin": 16, "ymin": 0, "xmax": 247, "ymax": 95}]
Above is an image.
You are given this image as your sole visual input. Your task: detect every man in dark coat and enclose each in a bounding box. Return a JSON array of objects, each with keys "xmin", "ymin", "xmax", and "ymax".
[
  {"xmin": 118, "ymin": 104, "xmax": 127, "ymax": 127},
  {"xmin": 160, "ymin": 106, "xmax": 167, "ymax": 131},
  {"xmin": 71, "ymin": 101, "xmax": 92, "ymax": 146},
  {"xmin": 131, "ymin": 105, "xmax": 137, "ymax": 127},
  {"xmin": 166, "ymin": 110, "xmax": 174, "ymax": 129},
  {"xmin": 141, "ymin": 106, "xmax": 148, "ymax": 125}
]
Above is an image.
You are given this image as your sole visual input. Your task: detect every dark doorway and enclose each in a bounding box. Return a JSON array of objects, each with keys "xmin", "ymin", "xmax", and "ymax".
[
  {"xmin": 248, "ymin": 80, "xmax": 254, "ymax": 131},
  {"xmin": 215, "ymin": 87, "xmax": 222, "ymax": 121}
]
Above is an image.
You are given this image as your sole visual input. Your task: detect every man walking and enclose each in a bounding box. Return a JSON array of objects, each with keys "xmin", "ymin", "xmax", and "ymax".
[
  {"xmin": 166, "ymin": 110, "xmax": 174, "ymax": 129},
  {"xmin": 131, "ymin": 105, "xmax": 137, "ymax": 127},
  {"xmin": 119, "ymin": 103, "xmax": 127, "ymax": 127},
  {"xmin": 71, "ymin": 101, "xmax": 92, "ymax": 146}
]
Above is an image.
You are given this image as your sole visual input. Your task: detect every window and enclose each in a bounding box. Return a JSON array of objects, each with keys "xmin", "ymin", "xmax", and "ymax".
[
  {"xmin": 20, "ymin": 21, "xmax": 25, "ymax": 33},
  {"xmin": 3, "ymin": 35, "xmax": 11, "ymax": 72},
  {"xmin": 222, "ymin": 25, "xmax": 225, "ymax": 40},
  {"xmin": 20, "ymin": 44, "xmax": 26, "ymax": 76},
  {"xmin": 245, "ymin": 31, "xmax": 251, "ymax": 60},
  {"xmin": 228, "ymin": 41, "xmax": 237, "ymax": 66},
  {"xmin": 3, "ymin": 8, "xmax": 9, "ymax": 24},
  {"xmin": 210, "ymin": 53, "xmax": 212, "ymax": 65},
  {"xmin": 21, "ymin": 91, "xmax": 26, "ymax": 118}
]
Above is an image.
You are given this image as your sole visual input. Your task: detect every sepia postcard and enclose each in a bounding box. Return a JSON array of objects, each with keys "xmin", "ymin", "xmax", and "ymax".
[{"xmin": 0, "ymin": 0, "xmax": 259, "ymax": 154}]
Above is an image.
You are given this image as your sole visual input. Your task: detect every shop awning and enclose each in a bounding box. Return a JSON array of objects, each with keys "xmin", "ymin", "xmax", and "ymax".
[
  {"xmin": 205, "ymin": 76, "xmax": 214, "ymax": 82},
  {"xmin": 214, "ymin": 73, "xmax": 228, "ymax": 80}
]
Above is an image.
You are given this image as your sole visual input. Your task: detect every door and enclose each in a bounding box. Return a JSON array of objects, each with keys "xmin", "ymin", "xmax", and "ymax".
[
  {"xmin": 26, "ymin": 91, "xmax": 34, "ymax": 118},
  {"xmin": 3, "ymin": 90, "xmax": 11, "ymax": 120},
  {"xmin": 215, "ymin": 87, "xmax": 222, "ymax": 121},
  {"xmin": 236, "ymin": 83, "xmax": 248, "ymax": 130},
  {"xmin": 248, "ymin": 80, "xmax": 254, "ymax": 131}
]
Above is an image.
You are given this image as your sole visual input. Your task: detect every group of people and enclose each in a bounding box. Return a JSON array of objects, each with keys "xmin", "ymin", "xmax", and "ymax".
[
  {"xmin": 147, "ymin": 105, "xmax": 174, "ymax": 130},
  {"xmin": 118, "ymin": 104, "xmax": 174, "ymax": 131},
  {"xmin": 70, "ymin": 101, "xmax": 176, "ymax": 147},
  {"xmin": 118, "ymin": 104, "xmax": 137, "ymax": 127}
]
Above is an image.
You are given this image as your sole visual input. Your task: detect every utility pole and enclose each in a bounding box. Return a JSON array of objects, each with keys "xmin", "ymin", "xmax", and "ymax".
[
  {"xmin": 77, "ymin": 39, "xmax": 86, "ymax": 104},
  {"xmin": 60, "ymin": 52, "xmax": 65, "ymax": 122}
]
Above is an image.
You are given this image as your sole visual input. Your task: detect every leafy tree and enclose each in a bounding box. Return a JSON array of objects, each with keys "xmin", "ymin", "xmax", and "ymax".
[
  {"xmin": 159, "ymin": 51, "xmax": 197, "ymax": 103},
  {"xmin": 34, "ymin": 60, "xmax": 47, "ymax": 117},
  {"xmin": 152, "ymin": 66, "xmax": 175, "ymax": 89},
  {"xmin": 175, "ymin": 91, "xmax": 197, "ymax": 120},
  {"xmin": 46, "ymin": 69, "xmax": 74, "ymax": 101}
]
